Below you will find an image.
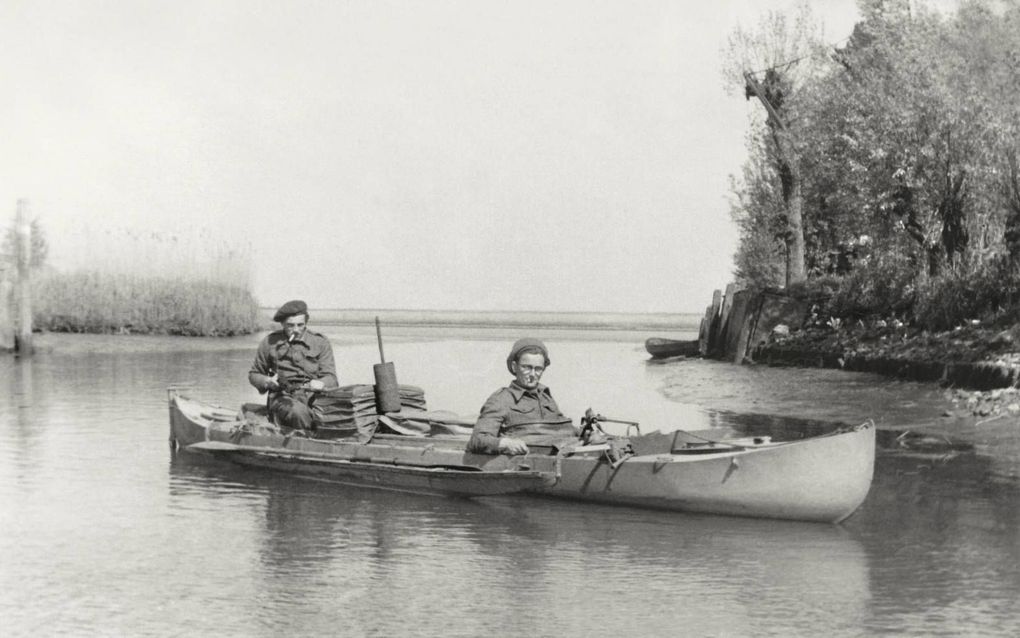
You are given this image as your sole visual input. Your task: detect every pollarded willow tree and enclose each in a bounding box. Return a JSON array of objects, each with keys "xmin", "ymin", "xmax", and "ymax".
[{"xmin": 724, "ymin": 3, "xmax": 831, "ymax": 287}]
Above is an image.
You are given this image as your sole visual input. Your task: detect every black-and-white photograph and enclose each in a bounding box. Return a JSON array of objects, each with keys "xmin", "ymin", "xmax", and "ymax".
[{"xmin": 2, "ymin": 1, "xmax": 1019, "ymax": 636}]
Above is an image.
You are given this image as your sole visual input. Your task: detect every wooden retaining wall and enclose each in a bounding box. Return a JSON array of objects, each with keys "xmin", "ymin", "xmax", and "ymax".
[{"xmin": 698, "ymin": 285, "xmax": 810, "ymax": 365}]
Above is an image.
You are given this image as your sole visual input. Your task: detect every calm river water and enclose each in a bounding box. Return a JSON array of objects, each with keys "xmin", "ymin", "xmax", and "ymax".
[{"xmin": 2, "ymin": 327, "xmax": 1020, "ymax": 637}]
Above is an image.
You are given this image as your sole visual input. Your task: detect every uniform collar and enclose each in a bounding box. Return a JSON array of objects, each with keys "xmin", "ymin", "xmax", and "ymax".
[{"xmin": 508, "ymin": 380, "xmax": 549, "ymax": 401}]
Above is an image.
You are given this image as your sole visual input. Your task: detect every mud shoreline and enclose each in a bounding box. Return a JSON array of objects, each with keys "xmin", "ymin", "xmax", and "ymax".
[{"xmin": 745, "ymin": 323, "xmax": 1020, "ymax": 453}]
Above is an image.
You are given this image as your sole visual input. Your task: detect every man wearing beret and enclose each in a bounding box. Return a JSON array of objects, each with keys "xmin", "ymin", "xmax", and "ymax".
[
  {"xmin": 467, "ymin": 338, "xmax": 575, "ymax": 455},
  {"xmin": 249, "ymin": 300, "xmax": 339, "ymax": 430}
]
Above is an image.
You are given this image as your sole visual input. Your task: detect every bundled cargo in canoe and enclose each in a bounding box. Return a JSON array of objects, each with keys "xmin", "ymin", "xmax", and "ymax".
[
  {"xmin": 168, "ymin": 390, "xmax": 875, "ymax": 524},
  {"xmin": 313, "ymin": 384, "xmax": 427, "ymax": 440}
]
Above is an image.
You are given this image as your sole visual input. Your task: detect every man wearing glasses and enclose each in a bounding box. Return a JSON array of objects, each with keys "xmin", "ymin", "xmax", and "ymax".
[
  {"xmin": 248, "ymin": 299, "xmax": 338, "ymax": 430},
  {"xmin": 467, "ymin": 338, "xmax": 575, "ymax": 455}
]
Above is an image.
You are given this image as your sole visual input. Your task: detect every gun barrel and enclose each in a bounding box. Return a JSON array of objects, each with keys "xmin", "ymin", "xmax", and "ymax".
[{"xmin": 596, "ymin": 415, "xmax": 639, "ymax": 426}]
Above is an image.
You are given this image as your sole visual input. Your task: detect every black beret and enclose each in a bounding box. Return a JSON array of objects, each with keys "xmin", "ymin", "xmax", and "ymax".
[
  {"xmin": 506, "ymin": 338, "xmax": 550, "ymax": 373},
  {"xmin": 273, "ymin": 299, "xmax": 308, "ymax": 322}
]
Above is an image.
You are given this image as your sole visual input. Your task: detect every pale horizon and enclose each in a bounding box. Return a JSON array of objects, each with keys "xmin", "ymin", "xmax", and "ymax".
[{"xmin": 2, "ymin": 0, "xmax": 934, "ymax": 314}]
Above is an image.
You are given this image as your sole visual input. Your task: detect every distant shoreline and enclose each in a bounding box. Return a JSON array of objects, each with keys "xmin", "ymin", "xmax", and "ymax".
[{"xmin": 260, "ymin": 308, "xmax": 701, "ymax": 332}]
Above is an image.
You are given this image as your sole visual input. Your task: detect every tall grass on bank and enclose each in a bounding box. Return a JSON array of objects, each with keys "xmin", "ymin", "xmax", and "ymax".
[
  {"xmin": 33, "ymin": 225, "xmax": 259, "ymax": 336},
  {"xmin": 34, "ymin": 272, "xmax": 259, "ymax": 336}
]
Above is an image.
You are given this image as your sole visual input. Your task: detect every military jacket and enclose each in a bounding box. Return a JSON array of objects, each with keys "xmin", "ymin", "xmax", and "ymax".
[
  {"xmin": 249, "ymin": 329, "xmax": 339, "ymax": 393},
  {"xmin": 467, "ymin": 381, "xmax": 574, "ymax": 454}
]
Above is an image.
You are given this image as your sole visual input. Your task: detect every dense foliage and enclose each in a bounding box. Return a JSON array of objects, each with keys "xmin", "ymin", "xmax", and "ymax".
[{"xmin": 729, "ymin": 0, "xmax": 1020, "ymax": 331}]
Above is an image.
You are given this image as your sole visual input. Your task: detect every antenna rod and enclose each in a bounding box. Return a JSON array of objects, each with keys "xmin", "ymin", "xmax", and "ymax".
[{"xmin": 375, "ymin": 316, "xmax": 386, "ymax": 363}]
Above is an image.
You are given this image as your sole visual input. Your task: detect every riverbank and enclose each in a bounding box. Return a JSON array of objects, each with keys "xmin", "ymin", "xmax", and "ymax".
[
  {"xmin": 754, "ymin": 322, "xmax": 1020, "ymax": 422},
  {"xmin": 686, "ymin": 283, "xmax": 1020, "ymax": 436}
]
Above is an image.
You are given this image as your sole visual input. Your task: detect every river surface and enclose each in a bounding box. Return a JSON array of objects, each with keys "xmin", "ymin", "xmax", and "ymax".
[{"xmin": 2, "ymin": 328, "xmax": 1020, "ymax": 637}]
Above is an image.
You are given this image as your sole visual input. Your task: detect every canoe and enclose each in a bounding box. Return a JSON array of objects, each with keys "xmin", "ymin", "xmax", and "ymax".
[
  {"xmin": 186, "ymin": 440, "xmax": 554, "ymax": 496},
  {"xmin": 645, "ymin": 337, "xmax": 700, "ymax": 359},
  {"xmin": 168, "ymin": 390, "xmax": 875, "ymax": 524}
]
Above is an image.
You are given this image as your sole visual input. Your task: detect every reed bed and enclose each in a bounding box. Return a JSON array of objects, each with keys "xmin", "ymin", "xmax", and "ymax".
[{"xmin": 32, "ymin": 224, "xmax": 259, "ymax": 336}]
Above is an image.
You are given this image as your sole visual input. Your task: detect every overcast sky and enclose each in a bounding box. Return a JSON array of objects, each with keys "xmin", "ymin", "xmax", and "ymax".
[{"xmin": 1, "ymin": 0, "xmax": 871, "ymax": 313}]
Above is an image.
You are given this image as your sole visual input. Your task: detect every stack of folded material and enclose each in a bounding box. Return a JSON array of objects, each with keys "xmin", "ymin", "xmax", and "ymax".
[
  {"xmin": 313, "ymin": 384, "xmax": 427, "ymax": 440},
  {"xmin": 378, "ymin": 410, "xmax": 476, "ymax": 437}
]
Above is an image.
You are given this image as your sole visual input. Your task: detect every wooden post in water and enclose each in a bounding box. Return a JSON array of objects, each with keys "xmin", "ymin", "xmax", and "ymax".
[
  {"xmin": 0, "ymin": 264, "xmax": 13, "ymax": 352},
  {"xmin": 707, "ymin": 289, "xmax": 723, "ymax": 357},
  {"xmin": 15, "ymin": 199, "xmax": 33, "ymax": 355}
]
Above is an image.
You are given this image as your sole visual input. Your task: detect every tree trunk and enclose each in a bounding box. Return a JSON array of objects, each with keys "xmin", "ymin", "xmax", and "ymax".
[
  {"xmin": 744, "ymin": 72, "xmax": 807, "ymax": 285},
  {"xmin": 786, "ymin": 159, "xmax": 807, "ymax": 284},
  {"xmin": 1003, "ymin": 151, "xmax": 1020, "ymax": 266}
]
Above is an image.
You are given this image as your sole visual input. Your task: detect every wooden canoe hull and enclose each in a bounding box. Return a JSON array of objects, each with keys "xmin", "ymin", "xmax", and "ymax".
[
  {"xmin": 542, "ymin": 425, "xmax": 874, "ymax": 523},
  {"xmin": 645, "ymin": 337, "xmax": 700, "ymax": 359},
  {"xmin": 186, "ymin": 441, "xmax": 554, "ymax": 496},
  {"xmin": 169, "ymin": 391, "xmax": 874, "ymax": 523}
]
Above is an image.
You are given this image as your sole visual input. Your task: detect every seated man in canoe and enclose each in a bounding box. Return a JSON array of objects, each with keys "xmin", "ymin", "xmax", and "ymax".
[
  {"xmin": 467, "ymin": 338, "xmax": 576, "ymax": 455},
  {"xmin": 248, "ymin": 299, "xmax": 339, "ymax": 430}
]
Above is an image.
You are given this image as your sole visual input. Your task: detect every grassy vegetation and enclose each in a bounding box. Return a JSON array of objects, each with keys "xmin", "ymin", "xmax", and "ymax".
[
  {"xmin": 34, "ymin": 271, "xmax": 258, "ymax": 336},
  {"xmin": 28, "ymin": 225, "xmax": 259, "ymax": 336}
]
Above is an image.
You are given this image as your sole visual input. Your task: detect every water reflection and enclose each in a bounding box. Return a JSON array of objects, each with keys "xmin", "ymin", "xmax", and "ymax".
[
  {"xmin": 653, "ymin": 357, "xmax": 955, "ymax": 430},
  {"xmin": 4, "ymin": 358, "xmax": 45, "ymax": 488},
  {"xmin": 169, "ymin": 452, "xmax": 872, "ymax": 636},
  {"xmin": 166, "ymin": 405, "xmax": 1020, "ymax": 636},
  {"xmin": 849, "ymin": 451, "xmax": 1020, "ymax": 635}
]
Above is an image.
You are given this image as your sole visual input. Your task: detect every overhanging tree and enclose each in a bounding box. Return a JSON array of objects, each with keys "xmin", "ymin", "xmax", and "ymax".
[{"xmin": 724, "ymin": 4, "xmax": 829, "ymax": 286}]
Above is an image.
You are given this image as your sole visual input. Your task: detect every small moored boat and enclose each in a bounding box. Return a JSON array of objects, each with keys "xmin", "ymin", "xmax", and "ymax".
[
  {"xmin": 645, "ymin": 337, "xmax": 700, "ymax": 359},
  {"xmin": 168, "ymin": 389, "xmax": 875, "ymax": 524}
]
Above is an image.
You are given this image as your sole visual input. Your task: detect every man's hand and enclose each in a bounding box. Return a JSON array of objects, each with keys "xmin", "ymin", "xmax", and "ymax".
[
  {"xmin": 264, "ymin": 375, "xmax": 281, "ymax": 392},
  {"xmin": 304, "ymin": 379, "xmax": 325, "ymax": 392},
  {"xmin": 497, "ymin": 436, "xmax": 529, "ymax": 456}
]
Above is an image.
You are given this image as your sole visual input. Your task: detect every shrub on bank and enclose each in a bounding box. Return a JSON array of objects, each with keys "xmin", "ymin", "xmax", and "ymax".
[
  {"xmin": 823, "ymin": 254, "xmax": 916, "ymax": 322},
  {"xmin": 796, "ymin": 258, "xmax": 1020, "ymax": 334},
  {"xmin": 912, "ymin": 261, "xmax": 1020, "ymax": 332},
  {"xmin": 32, "ymin": 270, "xmax": 260, "ymax": 336}
]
